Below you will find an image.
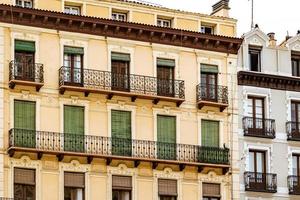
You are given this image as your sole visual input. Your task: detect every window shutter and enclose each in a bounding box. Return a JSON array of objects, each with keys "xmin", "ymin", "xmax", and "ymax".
[
  {"xmin": 15, "ymin": 40, "xmax": 35, "ymax": 52},
  {"xmin": 112, "ymin": 176, "xmax": 132, "ymax": 190},
  {"xmin": 64, "ymin": 106, "xmax": 84, "ymax": 135},
  {"xmin": 111, "ymin": 110, "xmax": 131, "ymax": 139},
  {"xmin": 111, "ymin": 52, "xmax": 130, "ymax": 62},
  {"xmin": 14, "ymin": 100, "xmax": 36, "ymax": 130},
  {"xmin": 201, "ymin": 64, "xmax": 218, "ymax": 73},
  {"xmin": 64, "ymin": 172, "xmax": 85, "ymax": 188},
  {"xmin": 14, "ymin": 168, "xmax": 35, "ymax": 185},
  {"xmin": 158, "ymin": 179, "xmax": 177, "ymax": 196},
  {"xmin": 201, "ymin": 120, "xmax": 219, "ymax": 147},
  {"xmin": 64, "ymin": 46, "xmax": 84, "ymax": 55},
  {"xmin": 157, "ymin": 115, "xmax": 176, "ymax": 143},
  {"xmin": 157, "ymin": 58, "xmax": 175, "ymax": 67},
  {"xmin": 202, "ymin": 183, "xmax": 221, "ymax": 197}
]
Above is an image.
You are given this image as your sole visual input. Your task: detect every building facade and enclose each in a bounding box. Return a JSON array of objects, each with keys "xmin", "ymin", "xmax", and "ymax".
[
  {"xmin": 0, "ymin": 0, "xmax": 242, "ymax": 199},
  {"xmin": 238, "ymin": 27, "xmax": 300, "ymax": 199}
]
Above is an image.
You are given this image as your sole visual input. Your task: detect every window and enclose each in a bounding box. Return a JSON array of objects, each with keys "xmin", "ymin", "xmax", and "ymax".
[
  {"xmin": 292, "ymin": 51, "xmax": 300, "ymax": 77},
  {"xmin": 249, "ymin": 45, "xmax": 262, "ymax": 72},
  {"xmin": 112, "ymin": 176, "xmax": 132, "ymax": 200},
  {"xmin": 201, "ymin": 120, "xmax": 219, "ymax": 147},
  {"xmin": 200, "ymin": 64, "xmax": 218, "ymax": 101},
  {"xmin": 111, "ymin": 52, "xmax": 130, "ymax": 91},
  {"xmin": 200, "ymin": 25, "xmax": 214, "ymax": 34},
  {"xmin": 291, "ymin": 101, "xmax": 300, "ymax": 135},
  {"xmin": 202, "ymin": 183, "xmax": 221, "ymax": 200},
  {"xmin": 111, "ymin": 110, "xmax": 132, "ymax": 156},
  {"xmin": 112, "ymin": 12, "xmax": 127, "ymax": 21},
  {"xmin": 293, "ymin": 154, "xmax": 300, "ymax": 176},
  {"xmin": 64, "ymin": 172, "xmax": 85, "ymax": 200},
  {"xmin": 247, "ymin": 96, "xmax": 265, "ymax": 130},
  {"xmin": 63, "ymin": 46, "xmax": 84, "ymax": 85},
  {"xmin": 64, "ymin": 5, "xmax": 81, "ymax": 15},
  {"xmin": 158, "ymin": 179, "xmax": 177, "ymax": 200},
  {"xmin": 157, "ymin": 58, "xmax": 175, "ymax": 97},
  {"xmin": 16, "ymin": 0, "xmax": 33, "ymax": 8},
  {"xmin": 14, "ymin": 168, "xmax": 36, "ymax": 200},
  {"xmin": 64, "ymin": 105, "xmax": 84, "ymax": 152},
  {"xmin": 249, "ymin": 150, "xmax": 266, "ymax": 174},
  {"xmin": 157, "ymin": 18, "xmax": 172, "ymax": 28}
]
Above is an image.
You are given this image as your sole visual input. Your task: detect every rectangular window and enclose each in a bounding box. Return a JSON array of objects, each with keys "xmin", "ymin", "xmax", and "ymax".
[
  {"xmin": 200, "ymin": 26, "xmax": 214, "ymax": 34},
  {"xmin": 291, "ymin": 101, "xmax": 300, "ymax": 135},
  {"xmin": 158, "ymin": 179, "xmax": 177, "ymax": 200},
  {"xmin": 157, "ymin": 115, "xmax": 176, "ymax": 160},
  {"xmin": 249, "ymin": 149, "xmax": 266, "ymax": 173},
  {"xmin": 249, "ymin": 45, "xmax": 262, "ymax": 72},
  {"xmin": 293, "ymin": 154, "xmax": 300, "ymax": 176},
  {"xmin": 64, "ymin": 172, "xmax": 85, "ymax": 200},
  {"xmin": 201, "ymin": 120, "xmax": 219, "ymax": 147},
  {"xmin": 247, "ymin": 96, "xmax": 265, "ymax": 119},
  {"xmin": 292, "ymin": 51, "xmax": 300, "ymax": 77},
  {"xmin": 64, "ymin": 105, "xmax": 84, "ymax": 152},
  {"xmin": 157, "ymin": 18, "xmax": 172, "ymax": 28},
  {"xmin": 14, "ymin": 168, "xmax": 36, "ymax": 200},
  {"xmin": 64, "ymin": 5, "xmax": 81, "ymax": 15},
  {"xmin": 112, "ymin": 176, "xmax": 132, "ymax": 200},
  {"xmin": 111, "ymin": 110, "xmax": 132, "ymax": 156},
  {"xmin": 201, "ymin": 64, "xmax": 218, "ymax": 101},
  {"xmin": 16, "ymin": 0, "xmax": 33, "ymax": 8},
  {"xmin": 157, "ymin": 58, "xmax": 175, "ymax": 97},
  {"xmin": 111, "ymin": 52, "xmax": 130, "ymax": 92},
  {"xmin": 63, "ymin": 46, "xmax": 84, "ymax": 85},
  {"xmin": 202, "ymin": 183, "xmax": 221, "ymax": 200},
  {"xmin": 112, "ymin": 12, "xmax": 127, "ymax": 21}
]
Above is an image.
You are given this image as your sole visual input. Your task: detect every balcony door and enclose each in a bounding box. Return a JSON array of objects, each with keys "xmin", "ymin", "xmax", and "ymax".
[
  {"xmin": 249, "ymin": 150, "xmax": 266, "ymax": 190},
  {"xmin": 201, "ymin": 72, "xmax": 218, "ymax": 101},
  {"xmin": 63, "ymin": 46, "xmax": 84, "ymax": 86},
  {"xmin": 291, "ymin": 101, "xmax": 300, "ymax": 137},
  {"xmin": 247, "ymin": 96, "xmax": 265, "ymax": 134},
  {"xmin": 157, "ymin": 58, "xmax": 175, "ymax": 97},
  {"xmin": 14, "ymin": 40, "xmax": 35, "ymax": 81},
  {"xmin": 111, "ymin": 52, "xmax": 130, "ymax": 92},
  {"xmin": 292, "ymin": 154, "xmax": 300, "ymax": 192}
]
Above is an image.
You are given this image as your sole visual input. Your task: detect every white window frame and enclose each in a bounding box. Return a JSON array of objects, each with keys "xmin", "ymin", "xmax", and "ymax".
[
  {"xmin": 64, "ymin": 5, "xmax": 81, "ymax": 15},
  {"xmin": 15, "ymin": 0, "xmax": 33, "ymax": 8},
  {"xmin": 157, "ymin": 18, "xmax": 172, "ymax": 28},
  {"xmin": 111, "ymin": 12, "xmax": 127, "ymax": 22},
  {"xmin": 200, "ymin": 25, "xmax": 214, "ymax": 34}
]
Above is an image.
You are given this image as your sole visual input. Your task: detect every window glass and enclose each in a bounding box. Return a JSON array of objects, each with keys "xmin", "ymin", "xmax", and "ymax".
[
  {"xmin": 112, "ymin": 12, "xmax": 127, "ymax": 21},
  {"xmin": 201, "ymin": 26, "xmax": 214, "ymax": 34},
  {"xmin": 157, "ymin": 19, "xmax": 171, "ymax": 28},
  {"xmin": 64, "ymin": 6, "xmax": 81, "ymax": 15},
  {"xmin": 16, "ymin": 0, "xmax": 33, "ymax": 8},
  {"xmin": 249, "ymin": 47, "xmax": 262, "ymax": 72},
  {"xmin": 112, "ymin": 190, "xmax": 131, "ymax": 200}
]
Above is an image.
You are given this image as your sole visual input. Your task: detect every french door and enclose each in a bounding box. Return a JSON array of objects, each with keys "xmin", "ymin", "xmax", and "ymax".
[
  {"xmin": 291, "ymin": 101, "xmax": 300, "ymax": 137},
  {"xmin": 111, "ymin": 60, "xmax": 130, "ymax": 91},
  {"xmin": 249, "ymin": 150, "xmax": 266, "ymax": 190},
  {"xmin": 63, "ymin": 54, "xmax": 83, "ymax": 85},
  {"xmin": 157, "ymin": 66, "xmax": 174, "ymax": 97},
  {"xmin": 201, "ymin": 73, "xmax": 218, "ymax": 101},
  {"xmin": 247, "ymin": 96, "xmax": 265, "ymax": 135},
  {"xmin": 15, "ymin": 52, "xmax": 35, "ymax": 81}
]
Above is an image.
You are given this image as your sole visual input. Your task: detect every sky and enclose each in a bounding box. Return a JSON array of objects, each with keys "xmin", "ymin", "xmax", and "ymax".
[{"xmin": 136, "ymin": 0, "xmax": 300, "ymax": 42}]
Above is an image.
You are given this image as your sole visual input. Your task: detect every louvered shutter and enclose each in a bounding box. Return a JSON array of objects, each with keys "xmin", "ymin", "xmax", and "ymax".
[
  {"xmin": 201, "ymin": 120, "xmax": 219, "ymax": 147},
  {"xmin": 158, "ymin": 179, "xmax": 177, "ymax": 196},
  {"xmin": 64, "ymin": 172, "xmax": 85, "ymax": 188}
]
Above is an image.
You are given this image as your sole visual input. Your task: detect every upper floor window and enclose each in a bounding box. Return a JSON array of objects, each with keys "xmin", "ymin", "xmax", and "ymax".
[
  {"xmin": 249, "ymin": 149, "xmax": 266, "ymax": 174},
  {"xmin": 112, "ymin": 11, "xmax": 127, "ymax": 21},
  {"xmin": 200, "ymin": 23, "xmax": 215, "ymax": 34},
  {"xmin": 64, "ymin": 5, "xmax": 81, "ymax": 15},
  {"xmin": 156, "ymin": 58, "xmax": 175, "ymax": 97},
  {"xmin": 111, "ymin": 52, "xmax": 131, "ymax": 92},
  {"xmin": 292, "ymin": 51, "xmax": 300, "ymax": 77},
  {"xmin": 158, "ymin": 179, "xmax": 177, "ymax": 200},
  {"xmin": 16, "ymin": 0, "xmax": 33, "ymax": 8},
  {"xmin": 202, "ymin": 183, "xmax": 221, "ymax": 200},
  {"xmin": 157, "ymin": 18, "xmax": 172, "ymax": 28},
  {"xmin": 247, "ymin": 96, "xmax": 265, "ymax": 119},
  {"xmin": 201, "ymin": 120, "xmax": 219, "ymax": 147},
  {"xmin": 63, "ymin": 46, "xmax": 84, "ymax": 85},
  {"xmin": 249, "ymin": 45, "xmax": 262, "ymax": 72}
]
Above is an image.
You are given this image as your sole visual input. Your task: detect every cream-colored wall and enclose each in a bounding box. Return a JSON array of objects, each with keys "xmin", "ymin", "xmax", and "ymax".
[
  {"xmin": 176, "ymin": 18, "xmax": 198, "ymax": 32},
  {"xmin": 85, "ymin": 4, "xmax": 110, "ymax": 18},
  {"xmin": 219, "ymin": 24, "xmax": 235, "ymax": 37},
  {"xmin": 38, "ymin": 0, "xmax": 61, "ymax": 12},
  {"xmin": 131, "ymin": 11, "xmax": 155, "ymax": 25}
]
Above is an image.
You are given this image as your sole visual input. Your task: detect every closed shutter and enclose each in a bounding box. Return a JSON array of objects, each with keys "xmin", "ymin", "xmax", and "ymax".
[
  {"xmin": 158, "ymin": 179, "xmax": 177, "ymax": 196},
  {"xmin": 15, "ymin": 40, "xmax": 35, "ymax": 52},
  {"xmin": 201, "ymin": 64, "xmax": 218, "ymax": 73},
  {"xmin": 112, "ymin": 176, "xmax": 132, "ymax": 190},
  {"xmin": 64, "ymin": 46, "xmax": 84, "ymax": 55},
  {"xmin": 64, "ymin": 106, "xmax": 84, "ymax": 135},
  {"xmin": 14, "ymin": 168, "xmax": 35, "ymax": 185},
  {"xmin": 111, "ymin": 52, "xmax": 130, "ymax": 62},
  {"xmin": 157, "ymin": 115, "xmax": 176, "ymax": 143},
  {"xmin": 14, "ymin": 100, "xmax": 36, "ymax": 130},
  {"xmin": 202, "ymin": 183, "xmax": 221, "ymax": 198},
  {"xmin": 201, "ymin": 120, "xmax": 219, "ymax": 147},
  {"xmin": 157, "ymin": 58, "xmax": 175, "ymax": 67},
  {"xmin": 64, "ymin": 172, "xmax": 85, "ymax": 188}
]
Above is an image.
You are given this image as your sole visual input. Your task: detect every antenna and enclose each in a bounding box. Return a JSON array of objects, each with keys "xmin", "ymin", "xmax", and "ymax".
[{"xmin": 250, "ymin": 0, "xmax": 254, "ymax": 29}]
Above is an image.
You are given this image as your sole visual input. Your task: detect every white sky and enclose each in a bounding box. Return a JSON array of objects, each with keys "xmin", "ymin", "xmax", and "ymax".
[{"xmin": 139, "ymin": 0, "xmax": 300, "ymax": 42}]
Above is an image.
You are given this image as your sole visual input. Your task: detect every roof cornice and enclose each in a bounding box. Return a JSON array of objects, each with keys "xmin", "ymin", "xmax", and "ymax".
[{"xmin": 0, "ymin": 4, "xmax": 242, "ymax": 54}]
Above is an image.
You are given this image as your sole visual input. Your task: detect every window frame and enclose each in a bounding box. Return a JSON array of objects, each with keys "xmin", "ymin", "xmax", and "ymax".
[
  {"xmin": 157, "ymin": 18, "xmax": 172, "ymax": 28},
  {"xmin": 292, "ymin": 52, "xmax": 300, "ymax": 77},
  {"xmin": 249, "ymin": 149, "xmax": 266, "ymax": 173},
  {"xmin": 248, "ymin": 45, "xmax": 262, "ymax": 72},
  {"xmin": 64, "ymin": 5, "xmax": 81, "ymax": 15},
  {"xmin": 15, "ymin": 0, "xmax": 33, "ymax": 8},
  {"xmin": 112, "ymin": 12, "xmax": 128, "ymax": 21},
  {"xmin": 14, "ymin": 167, "xmax": 36, "ymax": 200},
  {"xmin": 292, "ymin": 154, "xmax": 300, "ymax": 176},
  {"xmin": 248, "ymin": 96, "xmax": 265, "ymax": 119},
  {"xmin": 64, "ymin": 171, "xmax": 85, "ymax": 200}
]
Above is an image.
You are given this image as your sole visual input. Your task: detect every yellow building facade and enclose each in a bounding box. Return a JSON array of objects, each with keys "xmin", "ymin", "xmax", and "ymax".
[{"xmin": 0, "ymin": 0, "xmax": 242, "ymax": 199}]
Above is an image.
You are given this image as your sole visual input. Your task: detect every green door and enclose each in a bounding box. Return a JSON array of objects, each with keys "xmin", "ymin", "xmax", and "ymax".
[
  {"xmin": 64, "ymin": 105, "xmax": 84, "ymax": 152},
  {"xmin": 199, "ymin": 120, "xmax": 219, "ymax": 163},
  {"xmin": 14, "ymin": 100, "xmax": 36, "ymax": 148},
  {"xmin": 157, "ymin": 115, "xmax": 176, "ymax": 160},
  {"xmin": 111, "ymin": 110, "xmax": 132, "ymax": 156}
]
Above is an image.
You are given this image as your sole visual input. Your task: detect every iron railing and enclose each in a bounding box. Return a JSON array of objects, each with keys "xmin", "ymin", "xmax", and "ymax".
[
  {"xmin": 9, "ymin": 128, "xmax": 229, "ymax": 165},
  {"xmin": 286, "ymin": 122, "xmax": 300, "ymax": 141},
  {"xmin": 196, "ymin": 83, "xmax": 228, "ymax": 104},
  {"xmin": 9, "ymin": 61, "xmax": 44, "ymax": 83},
  {"xmin": 59, "ymin": 66, "xmax": 185, "ymax": 99},
  {"xmin": 244, "ymin": 172, "xmax": 277, "ymax": 193},
  {"xmin": 242, "ymin": 117, "xmax": 276, "ymax": 138},
  {"xmin": 288, "ymin": 175, "xmax": 300, "ymax": 195}
]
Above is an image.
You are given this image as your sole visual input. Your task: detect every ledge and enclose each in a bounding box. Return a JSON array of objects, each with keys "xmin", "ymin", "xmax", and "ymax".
[
  {"xmin": 9, "ymin": 80, "xmax": 44, "ymax": 91},
  {"xmin": 197, "ymin": 100, "xmax": 228, "ymax": 112}
]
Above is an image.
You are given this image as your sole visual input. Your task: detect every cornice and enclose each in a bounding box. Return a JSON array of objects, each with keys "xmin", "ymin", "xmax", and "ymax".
[
  {"xmin": 0, "ymin": 4, "xmax": 242, "ymax": 54},
  {"xmin": 238, "ymin": 71, "xmax": 300, "ymax": 92}
]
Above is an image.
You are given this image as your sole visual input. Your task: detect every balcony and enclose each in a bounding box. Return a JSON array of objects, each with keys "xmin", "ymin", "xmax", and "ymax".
[
  {"xmin": 244, "ymin": 172, "xmax": 277, "ymax": 193},
  {"xmin": 59, "ymin": 67, "xmax": 185, "ymax": 106},
  {"xmin": 286, "ymin": 122, "xmax": 300, "ymax": 141},
  {"xmin": 9, "ymin": 61, "xmax": 44, "ymax": 91},
  {"xmin": 196, "ymin": 83, "xmax": 228, "ymax": 112},
  {"xmin": 288, "ymin": 176, "xmax": 300, "ymax": 195},
  {"xmin": 243, "ymin": 117, "xmax": 276, "ymax": 139},
  {"xmin": 8, "ymin": 128, "xmax": 229, "ymax": 171}
]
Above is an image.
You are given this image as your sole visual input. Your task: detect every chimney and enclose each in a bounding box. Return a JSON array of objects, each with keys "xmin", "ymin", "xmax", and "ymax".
[
  {"xmin": 211, "ymin": 0, "xmax": 230, "ymax": 18},
  {"xmin": 267, "ymin": 32, "xmax": 277, "ymax": 47}
]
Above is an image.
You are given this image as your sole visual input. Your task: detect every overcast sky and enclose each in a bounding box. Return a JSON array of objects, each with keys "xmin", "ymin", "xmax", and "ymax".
[{"xmin": 138, "ymin": 0, "xmax": 299, "ymax": 42}]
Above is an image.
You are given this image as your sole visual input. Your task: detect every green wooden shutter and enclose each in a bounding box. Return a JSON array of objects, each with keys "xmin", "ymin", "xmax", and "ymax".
[
  {"xmin": 201, "ymin": 64, "xmax": 218, "ymax": 73},
  {"xmin": 157, "ymin": 58, "xmax": 175, "ymax": 67},
  {"xmin": 111, "ymin": 52, "xmax": 130, "ymax": 62},
  {"xmin": 111, "ymin": 110, "xmax": 132, "ymax": 156},
  {"xmin": 15, "ymin": 40, "xmax": 35, "ymax": 52},
  {"xmin": 64, "ymin": 46, "xmax": 84, "ymax": 55},
  {"xmin": 201, "ymin": 120, "xmax": 219, "ymax": 147}
]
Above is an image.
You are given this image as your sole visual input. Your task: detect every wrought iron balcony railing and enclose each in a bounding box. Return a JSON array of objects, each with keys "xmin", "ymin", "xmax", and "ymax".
[
  {"xmin": 242, "ymin": 117, "xmax": 276, "ymax": 138},
  {"xmin": 9, "ymin": 61, "xmax": 44, "ymax": 91},
  {"xmin": 244, "ymin": 172, "xmax": 277, "ymax": 193},
  {"xmin": 196, "ymin": 83, "xmax": 228, "ymax": 111},
  {"xmin": 286, "ymin": 122, "xmax": 300, "ymax": 141},
  {"xmin": 288, "ymin": 175, "xmax": 300, "ymax": 195},
  {"xmin": 9, "ymin": 128, "xmax": 229, "ymax": 165},
  {"xmin": 58, "ymin": 67, "xmax": 185, "ymax": 103}
]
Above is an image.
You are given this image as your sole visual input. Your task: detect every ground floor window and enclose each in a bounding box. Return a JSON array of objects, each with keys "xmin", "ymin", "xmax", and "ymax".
[
  {"xmin": 14, "ymin": 168, "xmax": 36, "ymax": 200},
  {"xmin": 64, "ymin": 172, "xmax": 85, "ymax": 200},
  {"xmin": 202, "ymin": 183, "xmax": 221, "ymax": 200},
  {"xmin": 112, "ymin": 175, "xmax": 132, "ymax": 200},
  {"xmin": 158, "ymin": 179, "xmax": 177, "ymax": 200}
]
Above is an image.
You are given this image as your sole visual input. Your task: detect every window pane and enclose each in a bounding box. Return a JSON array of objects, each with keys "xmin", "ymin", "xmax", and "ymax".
[
  {"xmin": 247, "ymin": 98, "xmax": 253, "ymax": 116},
  {"xmin": 64, "ymin": 187, "xmax": 84, "ymax": 200},
  {"xmin": 255, "ymin": 99, "xmax": 263, "ymax": 118},
  {"xmin": 256, "ymin": 152, "xmax": 264, "ymax": 173},
  {"xmin": 249, "ymin": 51, "xmax": 260, "ymax": 72},
  {"xmin": 293, "ymin": 156, "xmax": 298, "ymax": 176},
  {"xmin": 249, "ymin": 152, "xmax": 254, "ymax": 172}
]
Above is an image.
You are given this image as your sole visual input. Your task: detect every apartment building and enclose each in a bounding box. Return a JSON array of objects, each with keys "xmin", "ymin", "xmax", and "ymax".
[
  {"xmin": 0, "ymin": 0, "xmax": 242, "ymax": 199},
  {"xmin": 238, "ymin": 27, "xmax": 300, "ymax": 199}
]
